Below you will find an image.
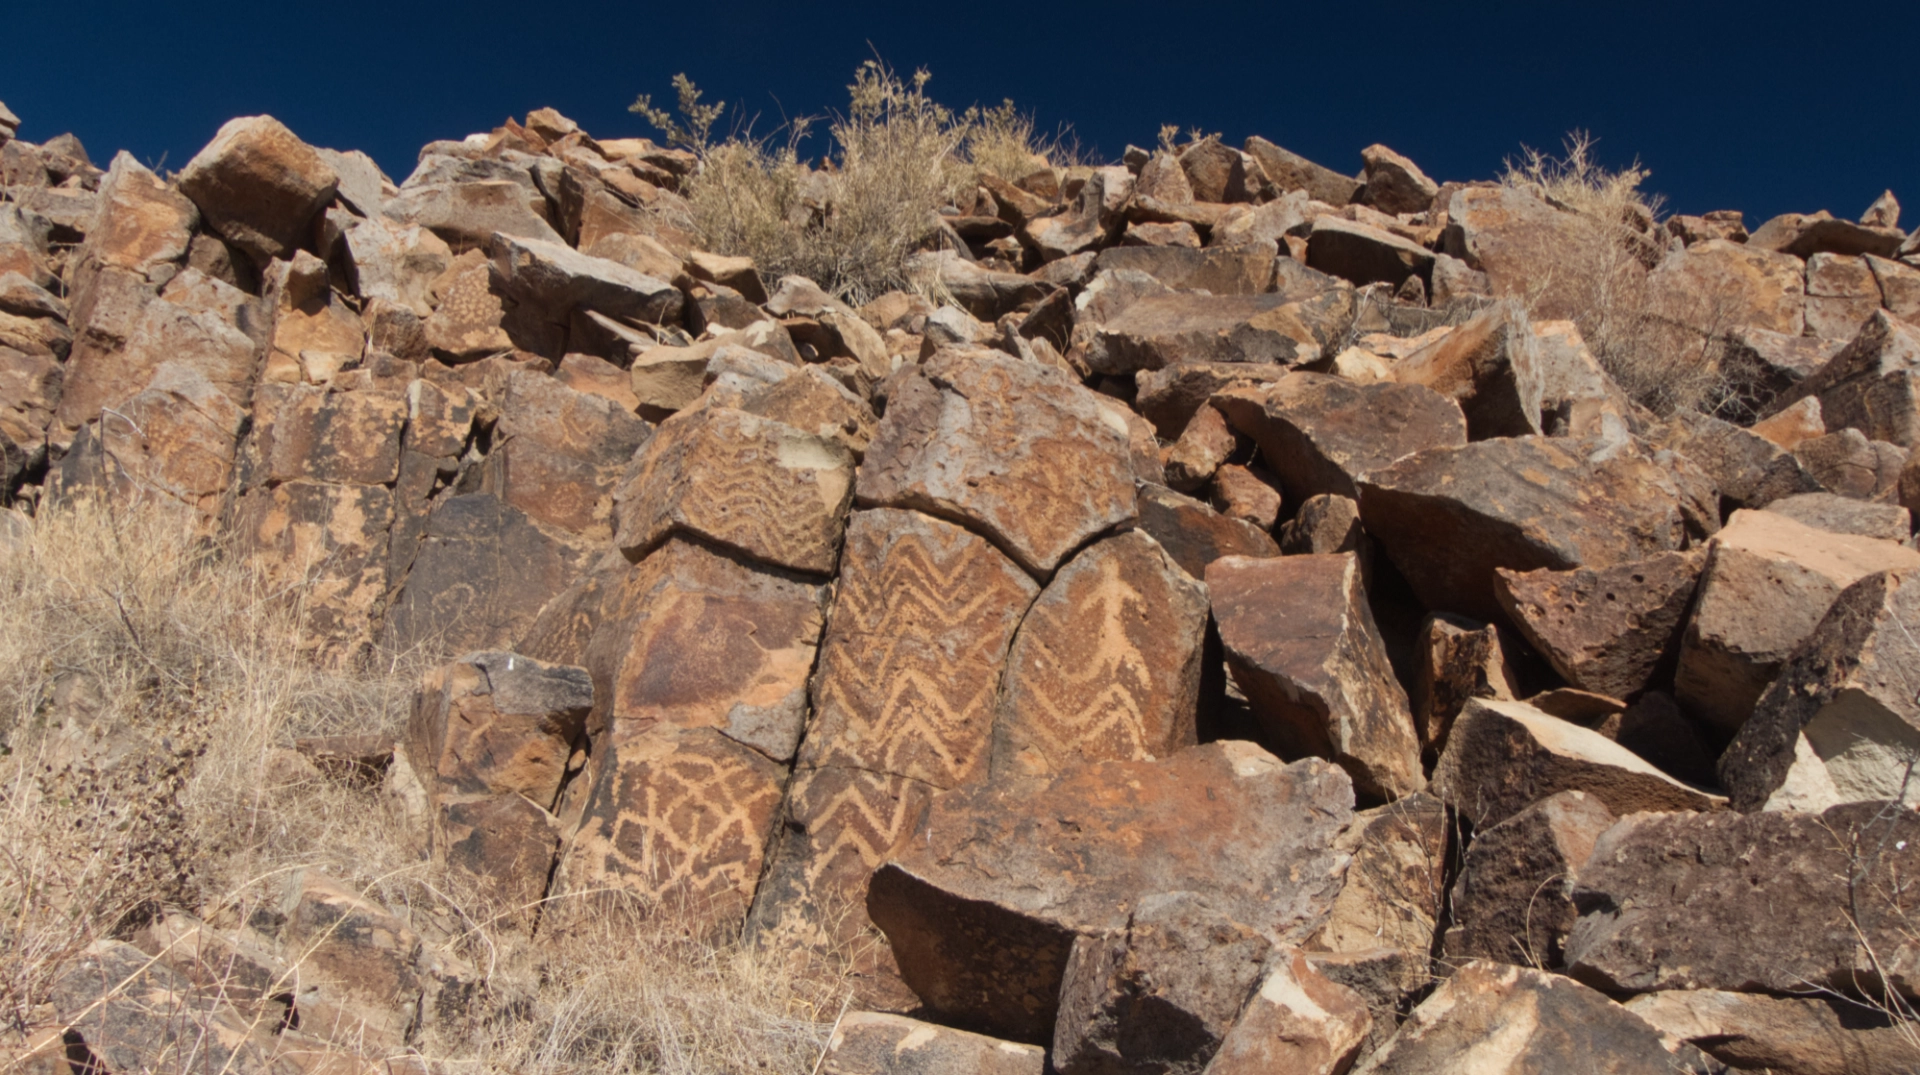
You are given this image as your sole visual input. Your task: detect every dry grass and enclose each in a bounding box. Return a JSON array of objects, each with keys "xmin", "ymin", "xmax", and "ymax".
[
  {"xmin": 634, "ymin": 61, "xmax": 1056, "ymax": 304},
  {"xmin": 1500, "ymin": 132, "xmax": 1752, "ymax": 418},
  {"xmin": 0, "ymin": 498, "xmax": 851, "ymax": 1074}
]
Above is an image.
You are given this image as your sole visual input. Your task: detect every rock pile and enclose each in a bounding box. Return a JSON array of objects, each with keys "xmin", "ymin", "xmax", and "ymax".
[{"xmin": 6, "ymin": 97, "xmax": 1920, "ymax": 1073}]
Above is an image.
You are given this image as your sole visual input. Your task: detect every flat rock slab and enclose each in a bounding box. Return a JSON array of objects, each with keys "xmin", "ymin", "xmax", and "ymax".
[
  {"xmin": 869, "ymin": 743, "xmax": 1353, "ymax": 1043},
  {"xmin": 1205, "ymin": 948, "xmax": 1373, "ymax": 1075},
  {"xmin": 1359, "ymin": 435, "xmax": 1715, "ymax": 621},
  {"xmin": 489, "ymin": 231, "xmax": 683, "ymax": 325},
  {"xmin": 822, "ymin": 1012, "xmax": 1045, "ymax": 1075},
  {"xmin": 857, "ymin": 347, "xmax": 1136, "ymax": 576},
  {"xmin": 1444, "ymin": 790, "xmax": 1615, "ymax": 969},
  {"xmin": 1209, "ymin": 553, "xmax": 1424, "ymax": 801},
  {"xmin": 616, "ymin": 405, "xmax": 855, "ymax": 576},
  {"xmin": 1721, "ymin": 567, "xmax": 1920, "ymax": 810},
  {"xmin": 1626, "ymin": 988, "xmax": 1920, "ymax": 1075},
  {"xmin": 1353, "ymin": 961, "xmax": 1725, "ymax": 1074},
  {"xmin": 1082, "ymin": 291, "xmax": 1340, "ymax": 374},
  {"xmin": 994, "ymin": 530, "xmax": 1208, "ymax": 778},
  {"xmin": 176, "ymin": 115, "xmax": 337, "ymax": 264},
  {"xmin": 1566, "ymin": 801, "xmax": 1920, "ymax": 1001},
  {"xmin": 1430, "ymin": 698, "xmax": 1720, "ymax": 827},
  {"xmin": 1133, "ymin": 483, "xmax": 1280, "ymax": 580},
  {"xmin": 1214, "ymin": 372, "xmax": 1466, "ymax": 503},
  {"xmin": 1495, "ymin": 550, "xmax": 1705, "ymax": 700}
]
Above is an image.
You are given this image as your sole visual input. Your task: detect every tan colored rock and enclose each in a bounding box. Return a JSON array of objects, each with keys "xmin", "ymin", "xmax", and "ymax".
[
  {"xmin": 176, "ymin": 116, "xmax": 338, "ymax": 264},
  {"xmin": 615, "ymin": 405, "xmax": 853, "ymax": 575},
  {"xmin": 1210, "ymin": 553, "xmax": 1424, "ymax": 801},
  {"xmin": 1530, "ymin": 319, "xmax": 1632, "ymax": 437},
  {"xmin": 1444, "ymin": 790, "xmax": 1615, "ymax": 968},
  {"xmin": 1676, "ymin": 509, "xmax": 1920, "ymax": 732},
  {"xmin": 1806, "ymin": 252, "xmax": 1882, "ymax": 339},
  {"xmin": 1091, "ymin": 241, "xmax": 1277, "ymax": 296},
  {"xmin": 1081, "ymin": 291, "xmax": 1341, "ymax": 374},
  {"xmin": 856, "ymin": 347, "xmax": 1136, "ymax": 576},
  {"xmin": 1442, "ymin": 186, "xmax": 1634, "ymax": 323},
  {"xmin": 1749, "ymin": 209, "xmax": 1903, "ymax": 259},
  {"xmin": 342, "ymin": 215, "xmax": 453, "ymax": 317},
  {"xmin": 1204, "ymin": 948, "xmax": 1373, "ymax": 1075},
  {"xmin": 1626, "ymin": 988, "xmax": 1920, "ymax": 1075},
  {"xmin": 1215, "ymin": 372, "xmax": 1467, "ymax": 502},
  {"xmin": 1310, "ymin": 793, "xmax": 1448, "ymax": 955},
  {"xmin": 1305, "ymin": 217, "xmax": 1434, "ymax": 291},
  {"xmin": 1244, "ymin": 137, "xmax": 1362, "ymax": 206},
  {"xmin": 248, "ymin": 383, "xmax": 407, "ymax": 486},
  {"xmin": 1392, "ymin": 303, "xmax": 1544, "ymax": 439},
  {"xmin": 1134, "ymin": 483, "xmax": 1281, "ymax": 579},
  {"xmin": 1749, "ymin": 394, "xmax": 1824, "ymax": 449},
  {"xmin": 1408, "ymin": 614, "xmax": 1519, "ymax": 757},
  {"xmin": 236, "ymin": 479, "xmax": 393, "ymax": 657},
  {"xmin": 77, "ymin": 152, "xmax": 197, "ymax": 284},
  {"xmin": 1495, "ymin": 550, "xmax": 1705, "ymax": 700},
  {"xmin": 1135, "ymin": 361, "xmax": 1290, "ymax": 439},
  {"xmin": 1655, "ymin": 409, "xmax": 1822, "ymax": 509},
  {"xmin": 489, "ymin": 231, "xmax": 684, "ymax": 325},
  {"xmin": 0, "ymin": 344, "xmax": 59, "ymax": 489},
  {"xmin": 994, "ymin": 530, "xmax": 1209, "ymax": 779},
  {"xmin": 1023, "ymin": 166, "xmax": 1132, "ymax": 260},
  {"xmin": 1278, "ymin": 493, "xmax": 1365, "ymax": 556},
  {"xmin": 1645, "ymin": 237, "xmax": 1806, "ymax": 336},
  {"xmin": 1775, "ymin": 311, "xmax": 1920, "ymax": 447},
  {"xmin": 1359, "ymin": 145, "xmax": 1438, "ymax": 216},
  {"xmin": 1720, "ymin": 568, "xmax": 1920, "ymax": 810},
  {"xmin": 1795, "ymin": 428, "xmax": 1906, "ymax": 499},
  {"xmin": 1866, "ymin": 253, "xmax": 1920, "ymax": 322},
  {"xmin": 384, "ymin": 178, "xmax": 564, "ymax": 253},
  {"xmin": 1210, "ymin": 462, "xmax": 1283, "ymax": 529},
  {"xmin": 1766, "ymin": 490, "xmax": 1911, "ymax": 543},
  {"xmin": 1354, "ymin": 961, "xmax": 1721, "ymax": 1074},
  {"xmin": 1567, "ymin": 802, "xmax": 1920, "ymax": 1001},
  {"xmin": 1359, "ymin": 435, "xmax": 1715, "ymax": 621},
  {"xmin": 57, "ymin": 275, "xmax": 260, "ymax": 437},
  {"xmin": 483, "ymin": 368, "xmax": 651, "ymax": 540},
  {"xmin": 870, "ymin": 744, "xmax": 1354, "ymax": 1042},
  {"xmin": 822, "ymin": 1013, "xmax": 1045, "ymax": 1075},
  {"xmin": 1430, "ymin": 698, "xmax": 1720, "ymax": 827}
]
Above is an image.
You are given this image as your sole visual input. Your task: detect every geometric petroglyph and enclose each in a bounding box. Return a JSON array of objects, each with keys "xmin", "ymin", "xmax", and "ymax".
[
  {"xmin": 993, "ymin": 529, "xmax": 1210, "ymax": 779},
  {"xmin": 613, "ymin": 405, "xmax": 855, "ymax": 576},
  {"xmin": 800, "ymin": 508, "xmax": 1040, "ymax": 790},
  {"xmin": 583, "ymin": 535, "xmax": 828, "ymax": 761},
  {"xmin": 855, "ymin": 347, "xmax": 1138, "ymax": 576},
  {"xmin": 553, "ymin": 727, "xmax": 787, "ymax": 926}
]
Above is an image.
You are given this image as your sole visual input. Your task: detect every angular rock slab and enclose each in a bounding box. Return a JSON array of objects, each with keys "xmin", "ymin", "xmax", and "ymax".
[
  {"xmin": 1494, "ymin": 550, "xmax": 1705, "ymax": 701},
  {"xmin": 488, "ymin": 231, "xmax": 684, "ymax": 325},
  {"xmin": 616, "ymin": 405, "xmax": 855, "ymax": 576},
  {"xmin": 1353, "ymin": 961, "xmax": 1724, "ymax": 1074},
  {"xmin": 1309, "ymin": 793, "xmax": 1449, "ymax": 956},
  {"xmin": 484, "ymin": 368, "xmax": 652, "ymax": 540},
  {"xmin": 822, "ymin": 1012, "xmax": 1045, "ymax": 1075},
  {"xmin": 176, "ymin": 115, "xmax": 337, "ymax": 264},
  {"xmin": 1134, "ymin": 483, "xmax": 1280, "ymax": 580},
  {"xmin": 1626, "ymin": 988, "xmax": 1920, "ymax": 1075},
  {"xmin": 1082, "ymin": 291, "xmax": 1340, "ymax": 375},
  {"xmin": 857, "ymin": 347, "xmax": 1136, "ymax": 576},
  {"xmin": 1779, "ymin": 310, "xmax": 1920, "ymax": 448},
  {"xmin": 235, "ymin": 479, "xmax": 393, "ymax": 660},
  {"xmin": 994, "ymin": 530, "xmax": 1209, "ymax": 779},
  {"xmin": 1359, "ymin": 435, "xmax": 1715, "ymax": 622},
  {"xmin": 1677, "ymin": 509, "xmax": 1920, "ymax": 733},
  {"xmin": 1567, "ymin": 802, "xmax": 1920, "ymax": 1001},
  {"xmin": 1430, "ymin": 698, "xmax": 1719, "ymax": 827},
  {"xmin": 1203, "ymin": 948, "xmax": 1373, "ymax": 1075},
  {"xmin": 1213, "ymin": 373, "xmax": 1467, "ymax": 503},
  {"xmin": 1209, "ymin": 553, "xmax": 1424, "ymax": 801},
  {"xmin": 1721, "ymin": 568, "xmax": 1920, "ymax": 810},
  {"xmin": 1444, "ymin": 790, "xmax": 1615, "ymax": 969},
  {"xmin": 869, "ymin": 744, "xmax": 1354, "ymax": 1044},
  {"xmin": 802, "ymin": 508, "xmax": 1039, "ymax": 789},
  {"xmin": 1408, "ymin": 614, "xmax": 1519, "ymax": 757},
  {"xmin": 551, "ymin": 726, "xmax": 786, "ymax": 925},
  {"xmin": 582, "ymin": 536, "xmax": 827, "ymax": 761},
  {"xmin": 1393, "ymin": 303, "xmax": 1544, "ymax": 440}
]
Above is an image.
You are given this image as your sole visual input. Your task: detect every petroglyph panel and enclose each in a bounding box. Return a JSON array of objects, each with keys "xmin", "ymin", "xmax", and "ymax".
[
  {"xmin": 800, "ymin": 508, "xmax": 1039, "ymax": 790},
  {"xmin": 993, "ymin": 530, "xmax": 1209, "ymax": 778},
  {"xmin": 614, "ymin": 405, "xmax": 854, "ymax": 575}
]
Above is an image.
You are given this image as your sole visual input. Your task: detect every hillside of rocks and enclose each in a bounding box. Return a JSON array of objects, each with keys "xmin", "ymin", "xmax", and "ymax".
[{"xmin": 5, "ymin": 95, "xmax": 1920, "ymax": 1075}]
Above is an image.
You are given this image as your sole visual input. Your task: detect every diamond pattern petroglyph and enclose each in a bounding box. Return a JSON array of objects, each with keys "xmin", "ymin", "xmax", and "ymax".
[{"xmin": 800, "ymin": 508, "xmax": 1039, "ymax": 790}]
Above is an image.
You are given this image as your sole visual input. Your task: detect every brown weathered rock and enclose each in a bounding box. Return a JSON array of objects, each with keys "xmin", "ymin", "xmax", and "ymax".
[
  {"xmin": 1134, "ymin": 483, "xmax": 1281, "ymax": 579},
  {"xmin": 1135, "ymin": 361, "xmax": 1290, "ymax": 440},
  {"xmin": 1666, "ymin": 210, "xmax": 1748, "ymax": 245},
  {"xmin": 1749, "ymin": 209, "xmax": 1903, "ymax": 259},
  {"xmin": 383, "ymin": 492, "xmax": 592, "ymax": 654},
  {"xmin": 407, "ymin": 652, "xmax": 591, "ymax": 912},
  {"xmin": 822, "ymin": 1012, "xmax": 1046, "ymax": 1075},
  {"xmin": 1215, "ymin": 372, "xmax": 1467, "ymax": 503},
  {"xmin": 1354, "ymin": 961, "xmax": 1724, "ymax": 1074},
  {"xmin": 1748, "ymin": 394, "xmax": 1825, "ymax": 449},
  {"xmin": 1494, "ymin": 550, "xmax": 1705, "ymax": 700},
  {"xmin": 483, "ymin": 368, "xmax": 651, "ymax": 539},
  {"xmin": 869, "ymin": 743, "xmax": 1354, "ymax": 1043},
  {"xmin": 1178, "ymin": 137, "xmax": 1258, "ymax": 204},
  {"xmin": 1310, "ymin": 793, "xmax": 1448, "ymax": 955},
  {"xmin": 1092, "ymin": 242, "xmax": 1277, "ymax": 296},
  {"xmin": 1278, "ymin": 493, "xmax": 1365, "ymax": 556},
  {"xmin": 236, "ymin": 478, "xmax": 393, "ymax": 656},
  {"xmin": 1359, "ymin": 145, "xmax": 1438, "ymax": 216},
  {"xmin": 1023, "ymin": 166, "xmax": 1132, "ymax": 261},
  {"xmin": 342, "ymin": 215, "xmax": 453, "ymax": 317},
  {"xmin": 1774, "ymin": 311, "xmax": 1920, "ymax": 447},
  {"xmin": 1645, "ymin": 237, "xmax": 1806, "ymax": 337},
  {"xmin": 1053, "ymin": 892, "xmax": 1273, "ymax": 1074},
  {"xmin": 76, "ymin": 153, "xmax": 197, "ymax": 286},
  {"xmin": 1766, "ymin": 491, "xmax": 1911, "ymax": 543},
  {"xmin": 1204, "ymin": 948, "xmax": 1373, "ymax": 1075},
  {"xmin": 0, "ymin": 344, "xmax": 59, "ymax": 490},
  {"xmin": 247, "ymin": 383, "xmax": 407, "ymax": 487},
  {"xmin": 1567, "ymin": 802, "xmax": 1920, "ymax": 1000},
  {"xmin": 1305, "ymin": 217, "xmax": 1434, "ymax": 290},
  {"xmin": 1442, "ymin": 186, "xmax": 1634, "ymax": 323},
  {"xmin": 1806, "ymin": 252, "xmax": 1883, "ymax": 339},
  {"xmin": 1720, "ymin": 568, "xmax": 1920, "ymax": 810},
  {"xmin": 48, "ymin": 940, "xmax": 283, "ymax": 1075},
  {"xmin": 1082, "ymin": 291, "xmax": 1344, "ymax": 374},
  {"xmin": 1359, "ymin": 435, "xmax": 1715, "ymax": 621},
  {"xmin": 1209, "ymin": 553, "xmax": 1424, "ymax": 801},
  {"xmin": 1529, "ymin": 320, "xmax": 1631, "ymax": 438},
  {"xmin": 1626, "ymin": 989, "xmax": 1920, "ymax": 1075},
  {"xmin": 856, "ymin": 347, "xmax": 1136, "ymax": 576},
  {"xmin": 994, "ymin": 530, "xmax": 1208, "ymax": 779},
  {"xmin": 1243, "ymin": 138, "xmax": 1361, "ymax": 206},
  {"xmin": 1393, "ymin": 304, "xmax": 1544, "ymax": 440},
  {"xmin": 1676, "ymin": 509, "xmax": 1920, "ymax": 733},
  {"xmin": 1430, "ymin": 698, "xmax": 1720, "ymax": 827},
  {"xmin": 1444, "ymin": 790, "xmax": 1616, "ymax": 969},
  {"xmin": 275, "ymin": 870, "xmax": 424, "ymax": 1045},
  {"xmin": 1209, "ymin": 463, "xmax": 1282, "ymax": 529},
  {"xmin": 1163, "ymin": 402, "xmax": 1238, "ymax": 492},
  {"xmin": 176, "ymin": 116, "xmax": 338, "ymax": 264},
  {"xmin": 1408, "ymin": 614, "xmax": 1520, "ymax": 757},
  {"xmin": 1654, "ymin": 409, "xmax": 1822, "ymax": 509},
  {"xmin": 1795, "ymin": 428, "xmax": 1907, "ymax": 499},
  {"xmin": 615, "ymin": 405, "xmax": 853, "ymax": 575},
  {"xmin": 384, "ymin": 178, "xmax": 564, "ymax": 253},
  {"xmin": 489, "ymin": 231, "xmax": 683, "ymax": 326},
  {"xmin": 1867, "ymin": 253, "xmax": 1920, "ymax": 322}
]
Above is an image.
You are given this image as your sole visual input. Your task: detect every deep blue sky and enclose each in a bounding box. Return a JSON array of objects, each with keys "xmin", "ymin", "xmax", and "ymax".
[{"xmin": 7, "ymin": 1, "xmax": 1915, "ymax": 226}]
